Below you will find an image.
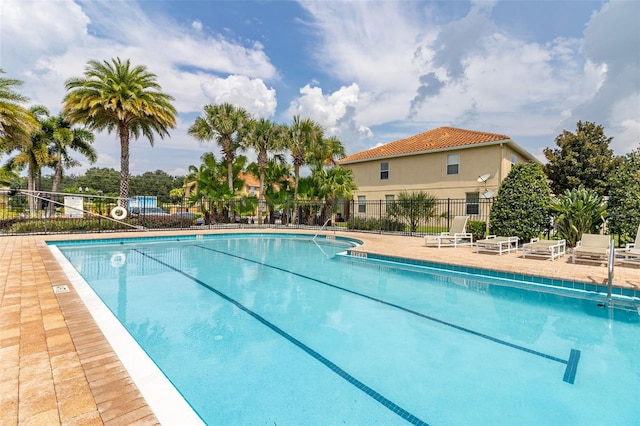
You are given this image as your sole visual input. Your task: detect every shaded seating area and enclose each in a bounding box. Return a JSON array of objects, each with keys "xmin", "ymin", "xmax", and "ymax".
[
  {"xmin": 616, "ymin": 224, "xmax": 640, "ymax": 266},
  {"xmin": 522, "ymin": 238, "xmax": 566, "ymax": 261},
  {"xmin": 475, "ymin": 235, "xmax": 519, "ymax": 255},
  {"xmin": 424, "ymin": 215, "xmax": 473, "ymax": 248},
  {"xmin": 571, "ymin": 234, "xmax": 611, "ymax": 264}
]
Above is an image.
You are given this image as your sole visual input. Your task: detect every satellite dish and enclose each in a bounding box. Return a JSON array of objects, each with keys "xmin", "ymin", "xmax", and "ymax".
[
  {"xmin": 482, "ymin": 191, "xmax": 495, "ymax": 199},
  {"xmin": 477, "ymin": 173, "xmax": 491, "ymax": 183}
]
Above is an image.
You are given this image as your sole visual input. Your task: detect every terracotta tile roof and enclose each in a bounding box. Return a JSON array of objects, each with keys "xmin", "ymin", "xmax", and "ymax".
[
  {"xmin": 339, "ymin": 126, "xmax": 511, "ymax": 163},
  {"xmin": 239, "ymin": 172, "xmax": 259, "ymax": 187}
]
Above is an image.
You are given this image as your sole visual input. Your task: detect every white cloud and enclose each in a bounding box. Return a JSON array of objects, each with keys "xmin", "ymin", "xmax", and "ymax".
[
  {"xmin": 0, "ymin": 0, "xmax": 281, "ymax": 174},
  {"xmin": 1, "ymin": 0, "xmax": 278, "ymax": 114},
  {"xmin": 288, "ymin": 83, "xmax": 373, "ymax": 151},
  {"xmin": 560, "ymin": 0, "xmax": 640, "ymax": 154},
  {"xmin": 201, "ymin": 75, "xmax": 277, "ymax": 119},
  {"xmin": 297, "ymin": 0, "xmax": 637, "ymax": 157}
]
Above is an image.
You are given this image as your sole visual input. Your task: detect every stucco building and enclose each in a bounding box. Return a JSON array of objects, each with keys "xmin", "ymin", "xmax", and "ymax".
[{"xmin": 339, "ymin": 126, "xmax": 538, "ymax": 207}]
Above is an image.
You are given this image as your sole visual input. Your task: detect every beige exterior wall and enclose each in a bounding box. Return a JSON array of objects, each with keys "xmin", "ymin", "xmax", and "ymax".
[
  {"xmin": 345, "ymin": 144, "xmax": 517, "ymax": 200},
  {"xmin": 341, "ymin": 142, "xmax": 536, "ymax": 219}
]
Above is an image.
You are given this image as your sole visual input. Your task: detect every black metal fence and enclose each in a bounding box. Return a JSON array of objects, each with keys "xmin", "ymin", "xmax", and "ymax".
[{"xmin": 0, "ymin": 191, "xmax": 494, "ymax": 237}]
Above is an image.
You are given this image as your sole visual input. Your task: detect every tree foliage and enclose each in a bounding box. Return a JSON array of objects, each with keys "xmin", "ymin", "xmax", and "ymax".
[
  {"xmin": 606, "ymin": 148, "xmax": 640, "ymax": 242},
  {"xmin": 63, "ymin": 57, "xmax": 177, "ymax": 205},
  {"xmin": 241, "ymin": 118, "xmax": 285, "ymax": 224},
  {"xmin": 543, "ymin": 121, "xmax": 620, "ymax": 196},
  {"xmin": 0, "ymin": 69, "xmax": 39, "ymax": 151},
  {"xmin": 188, "ymin": 103, "xmax": 250, "ymax": 196},
  {"xmin": 129, "ymin": 170, "xmax": 183, "ymax": 202},
  {"xmin": 550, "ymin": 186, "xmax": 606, "ymax": 247},
  {"xmin": 387, "ymin": 191, "xmax": 437, "ymax": 233},
  {"xmin": 489, "ymin": 162, "xmax": 551, "ymax": 242}
]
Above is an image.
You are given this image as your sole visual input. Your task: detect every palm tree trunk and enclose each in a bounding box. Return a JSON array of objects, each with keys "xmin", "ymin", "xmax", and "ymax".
[
  {"xmin": 49, "ymin": 160, "xmax": 63, "ymax": 217},
  {"xmin": 27, "ymin": 167, "xmax": 36, "ymax": 217},
  {"xmin": 291, "ymin": 164, "xmax": 300, "ymax": 224},
  {"xmin": 258, "ymin": 170, "xmax": 265, "ymax": 225},
  {"xmin": 119, "ymin": 123, "xmax": 130, "ymax": 208}
]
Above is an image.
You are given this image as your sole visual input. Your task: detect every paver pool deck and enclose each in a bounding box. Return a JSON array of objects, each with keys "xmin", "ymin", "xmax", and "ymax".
[{"xmin": 1, "ymin": 229, "xmax": 639, "ymax": 425}]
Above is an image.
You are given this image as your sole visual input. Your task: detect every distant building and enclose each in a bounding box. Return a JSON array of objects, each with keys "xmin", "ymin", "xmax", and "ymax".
[{"xmin": 338, "ymin": 126, "xmax": 538, "ymax": 216}]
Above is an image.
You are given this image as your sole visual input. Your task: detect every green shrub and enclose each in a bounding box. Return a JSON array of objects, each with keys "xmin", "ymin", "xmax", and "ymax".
[
  {"xmin": 606, "ymin": 148, "xmax": 640, "ymax": 242},
  {"xmin": 386, "ymin": 191, "xmax": 437, "ymax": 232},
  {"xmin": 466, "ymin": 220, "xmax": 487, "ymax": 242},
  {"xmin": 551, "ymin": 186, "xmax": 606, "ymax": 247},
  {"xmin": 2, "ymin": 215, "xmax": 192, "ymax": 234},
  {"xmin": 489, "ymin": 162, "xmax": 552, "ymax": 242},
  {"xmin": 347, "ymin": 216, "xmax": 405, "ymax": 232}
]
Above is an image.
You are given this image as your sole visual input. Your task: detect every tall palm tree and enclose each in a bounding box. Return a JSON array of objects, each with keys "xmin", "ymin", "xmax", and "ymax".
[
  {"xmin": 286, "ymin": 115, "xmax": 324, "ymax": 224},
  {"xmin": 3, "ymin": 106, "xmax": 51, "ymax": 215},
  {"xmin": 188, "ymin": 103, "xmax": 250, "ymax": 195},
  {"xmin": 242, "ymin": 118, "xmax": 286, "ymax": 224},
  {"xmin": 45, "ymin": 113, "xmax": 97, "ymax": 215},
  {"xmin": 313, "ymin": 166, "xmax": 357, "ymax": 221},
  {"xmin": 308, "ymin": 135, "xmax": 346, "ymax": 171},
  {"xmin": 0, "ymin": 69, "xmax": 39, "ymax": 151},
  {"xmin": 63, "ymin": 58, "xmax": 177, "ymax": 206},
  {"xmin": 259, "ymin": 158, "xmax": 292, "ymax": 223}
]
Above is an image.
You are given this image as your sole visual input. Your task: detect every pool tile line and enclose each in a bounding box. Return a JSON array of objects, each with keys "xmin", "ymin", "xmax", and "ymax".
[
  {"xmin": 133, "ymin": 248, "xmax": 429, "ymax": 426},
  {"xmin": 345, "ymin": 250, "xmax": 640, "ymax": 300},
  {"xmin": 563, "ymin": 349, "xmax": 581, "ymax": 385},
  {"xmin": 195, "ymin": 245, "xmax": 578, "ymax": 383}
]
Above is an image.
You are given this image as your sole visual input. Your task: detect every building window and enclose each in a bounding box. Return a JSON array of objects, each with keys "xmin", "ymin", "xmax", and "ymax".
[
  {"xmin": 511, "ymin": 153, "xmax": 518, "ymax": 167},
  {"xmin": 358, "ymin": 196, "xmax": 366, "ymax": 213},
  {"xmin": 447, "ymin": 154, "xmax": 459, "ymax": 175},
  {"xmin": 249, "ymin": 186, "xmax": 256, "ymax": 196},
  {"xmin": 466, "ymin": 192, "xmax": 479, "ymax": 215},
  {"xmin": 380, "ymin": 162, "xmax": 389, "ymax": 180}
]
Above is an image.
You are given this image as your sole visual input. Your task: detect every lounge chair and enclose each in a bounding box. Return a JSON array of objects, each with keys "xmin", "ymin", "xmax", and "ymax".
[
  {"xmin": 616, "ymin": 224, "xmax": 640, "ymax": 266},
  {"xmin": 475, "ymin": 235, "xmax": 519, "ymax": 255},
  {"xmin": 571, "ymin": 234, "xmax": 611, "ymax": 264},
  {"xmin": 522, "ymin": 238, "xmax": 566, "ymax": 261},
  {"xmin": 424, "ymin": 216, "xmax": 473, "ymax": 248}
]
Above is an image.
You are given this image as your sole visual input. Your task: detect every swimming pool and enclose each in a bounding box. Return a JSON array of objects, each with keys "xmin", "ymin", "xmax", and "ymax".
[{"xmin": 51, "ymin": 233, "xmax": 640, "ymax": 425}]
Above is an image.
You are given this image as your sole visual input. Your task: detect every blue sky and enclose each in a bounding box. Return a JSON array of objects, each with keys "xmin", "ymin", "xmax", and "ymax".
[{"xmin": 2, "ymin": 0, "xmax": 639, "ymax": 176}]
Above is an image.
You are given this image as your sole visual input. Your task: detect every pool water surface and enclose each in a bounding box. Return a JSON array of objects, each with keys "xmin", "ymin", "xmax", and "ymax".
[{"xmin": 52, "ymin": 234, "xmax": 640, "ymax": 425}]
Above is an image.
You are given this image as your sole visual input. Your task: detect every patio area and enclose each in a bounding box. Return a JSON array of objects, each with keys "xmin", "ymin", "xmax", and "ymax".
[{"xmin": 1, "ymin": 229, "xmax": 639, "ymax": 425}]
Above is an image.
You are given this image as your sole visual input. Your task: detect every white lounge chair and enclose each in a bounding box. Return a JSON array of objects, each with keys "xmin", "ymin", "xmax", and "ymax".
[
  {"xmin": 424, "ymin": 216, "xmax": 473, "ymax": 248},
  {"xmin": 571, "ymin": 234, "xmax": 611, "ymax": 264},
  {"xmin": 616, "ymin": 224, "xmax": 640, "ymax": 266},
  {"xmin": 475, "ymin": 235, "xmax": 519, "ymax": 255},
  {"xmin": 522, "ymin": 238, "xmax": 566, "ymax": 261}
]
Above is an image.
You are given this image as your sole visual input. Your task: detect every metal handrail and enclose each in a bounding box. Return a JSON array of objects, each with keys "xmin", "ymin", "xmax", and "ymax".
[
  {"xmin": 18, "ymin": 190, "xmax": 144, "ymax": 230},
  {"xmin": 313, "ymin": 217, "xmax": 334, "ymax": 242},
  {"xmin": 606, "ymin": 238, "xmax": 615, "ymax": 306}
]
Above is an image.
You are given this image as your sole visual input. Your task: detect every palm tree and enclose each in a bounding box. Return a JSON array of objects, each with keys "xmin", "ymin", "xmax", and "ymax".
[
  {"xmin": 0, "ymin": 165, "xmax": 20, "ymax": 187},
  {"xmin": 286, "ymin": 115, "xmax": 324, "ymax": 224},
  {"xmin": 3, "ymin": 106, "xmax": 51, "ymax": 216},
  {"xmin": 188, "ymin": 103, "xmax": 250, "ymax": 196},
  {"xmin": 45, "ymin": 113, "xmax": 97, "ymax": 215},
  {"xmin": 186, "ymin": 152, "xmax": 228, "ymax": 224},
  {"xmin": 187, "ymin": 152, "xmax": 249, "ymax": 223},
  {"xmin": 259, "ymin": 158, "xmax": 292, "ymax": 223},
  {"xmin": 313, "ymin": 166, "xmax": 357, "ymax": 223},
  {"xmin": 0, "ymin": 69, "xmax": 39, "ymax": 151},
  {"xmin": 63, "ymin": 58, "xmax": 176, "ymax": 206},
  {"xmin": 308, "ymin": 135, "xmax": 346, "ymax": 171},
  {"xmin": 242, "ymin": 118, "xmax": 285, "ymax": 224}
]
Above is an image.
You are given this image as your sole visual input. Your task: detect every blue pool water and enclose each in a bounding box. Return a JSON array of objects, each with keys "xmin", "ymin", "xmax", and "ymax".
[{"xmin": 53, "ymin": 234, "xmax": 640, "ymax": 425}]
